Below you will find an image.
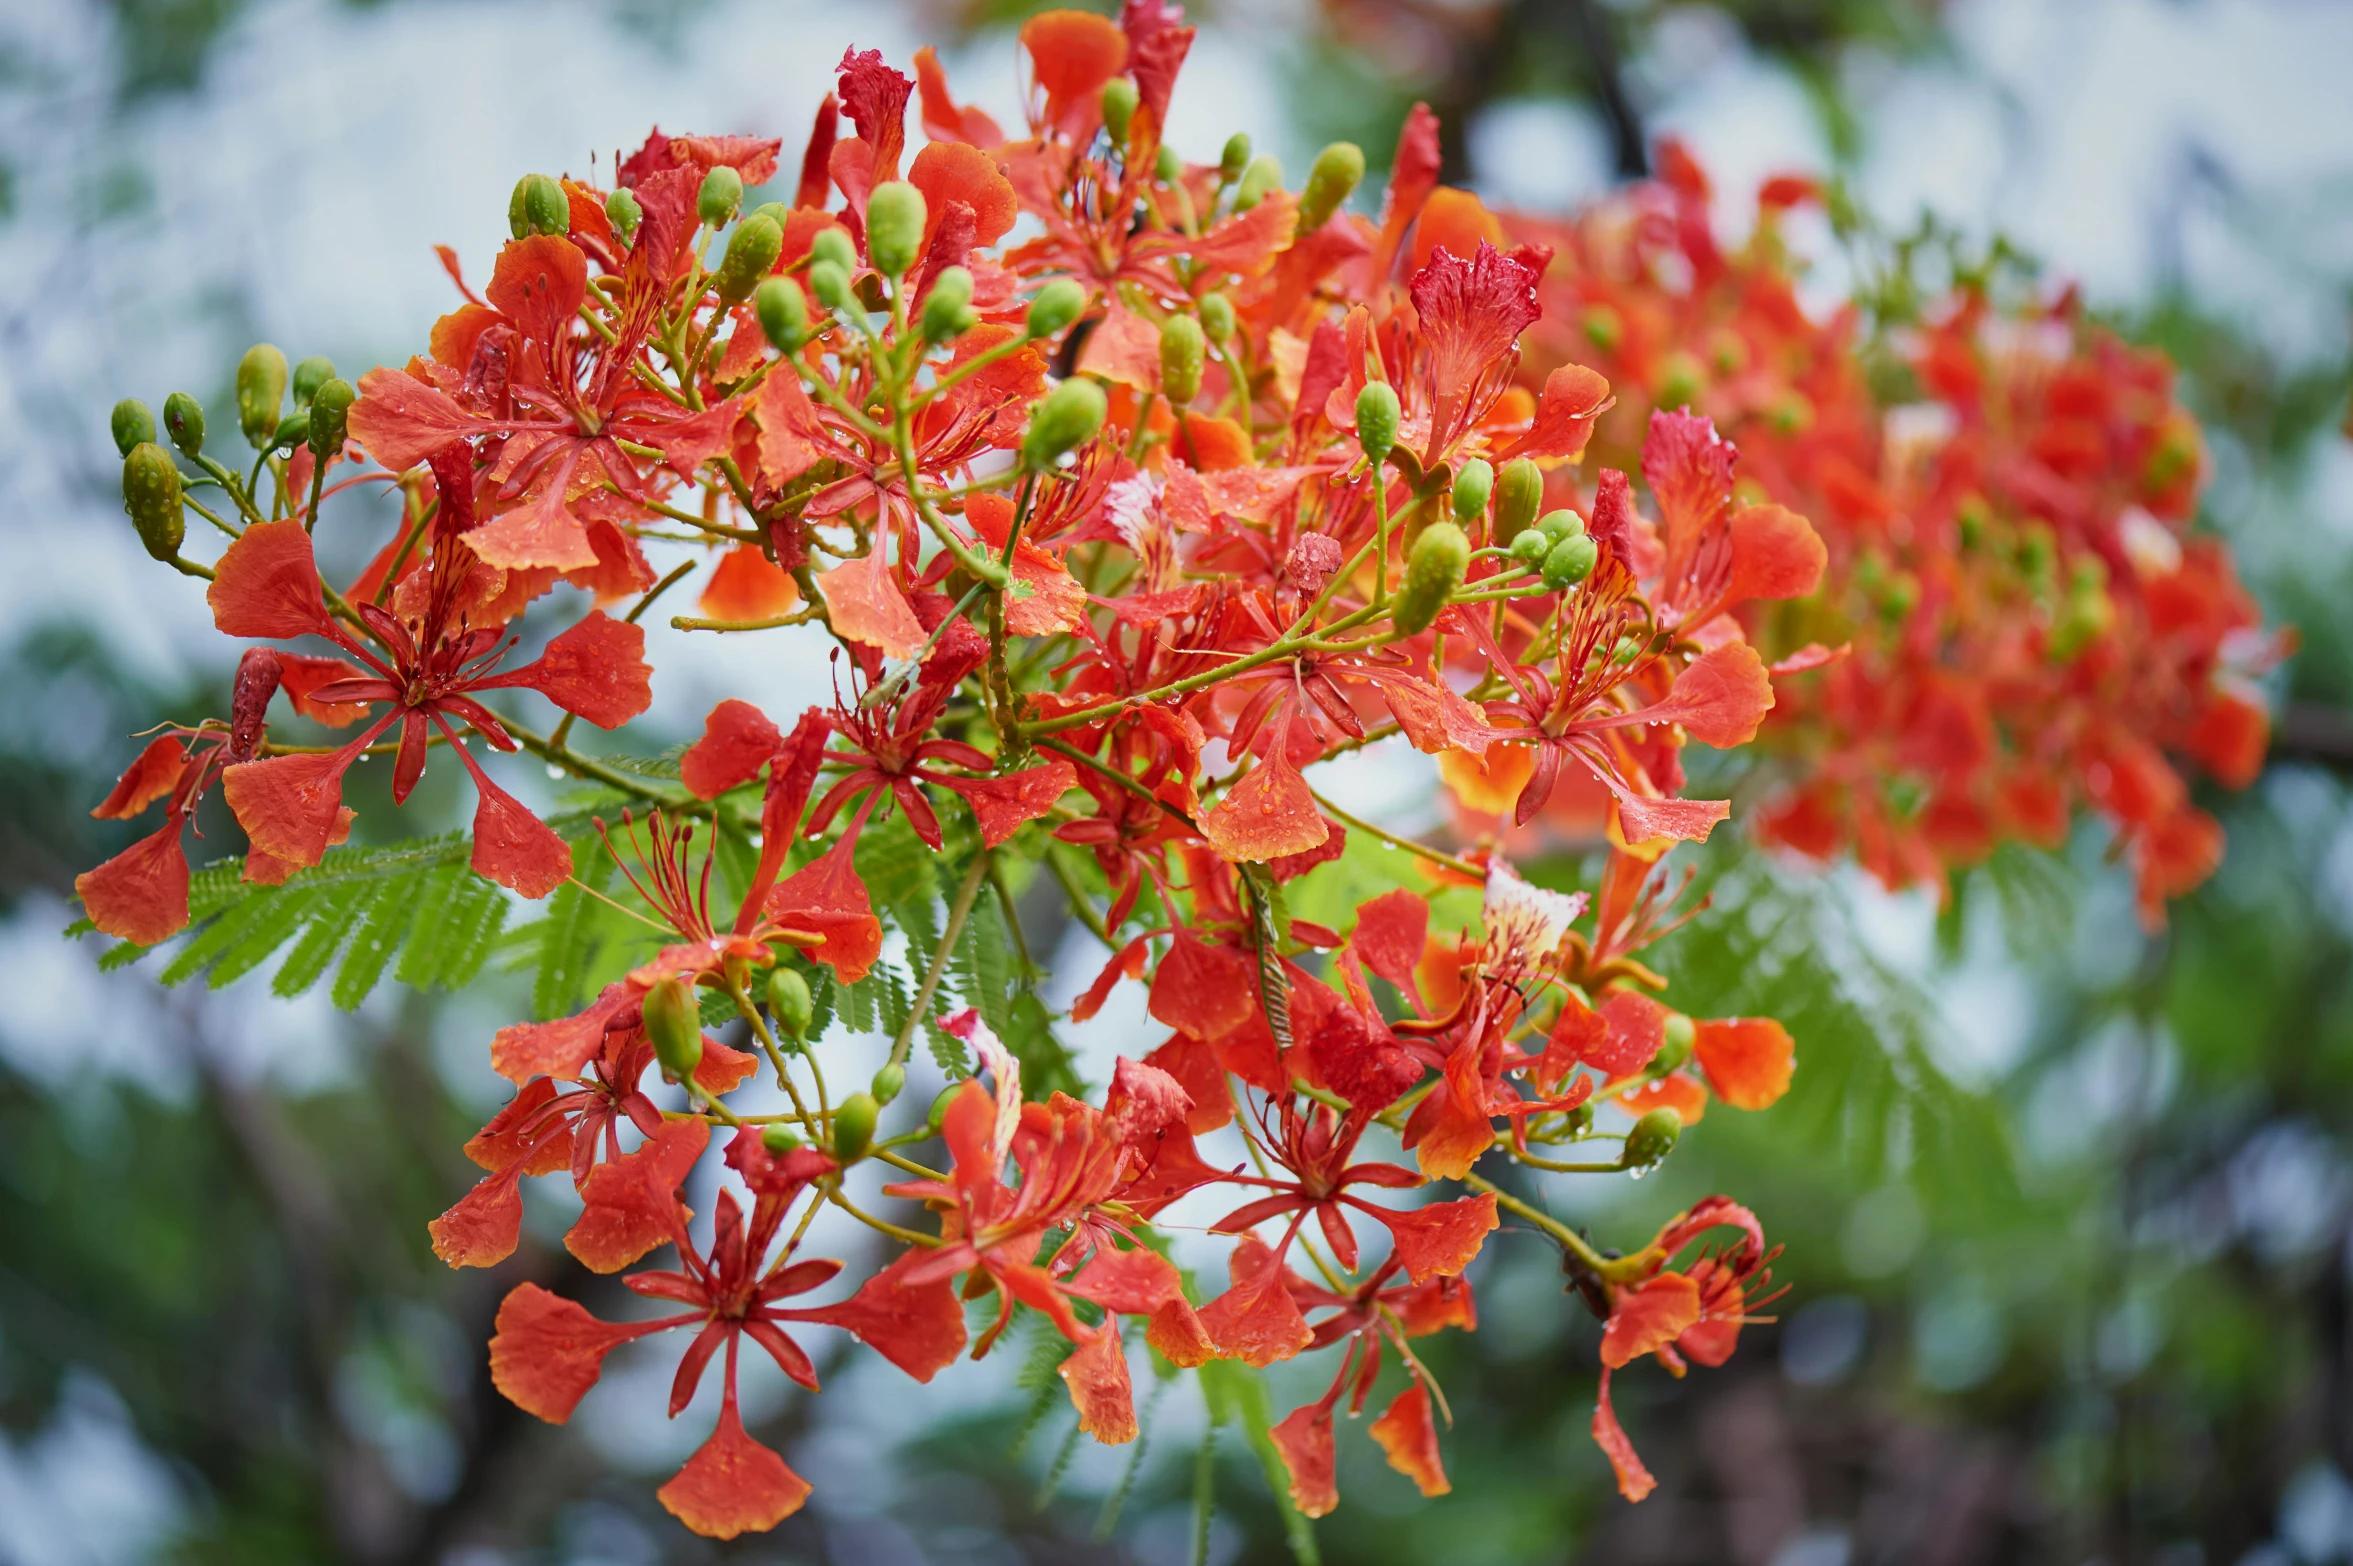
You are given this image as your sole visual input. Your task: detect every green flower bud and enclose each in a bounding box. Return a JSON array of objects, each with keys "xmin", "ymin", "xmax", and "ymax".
[
  {"xmin": 1158, "ymin": 313, "xmax": 1205, "ymax": 406},
  {"xmin": 1219, "ymin": 132, "xmax": 1251, "ymax": 184},
  {"xmin": 808, "ymin": 258, "xmax": 854, "ymax": 314},
  {"xmin": 766, "ymin": 966, "xmax": 814, "ymax": 1040},
  {"xmin": 1539, "ymin": 507, "xmax": 1587, "ymax": 544},
  {"xmin": 1297, "ymin": 141, "xmax": 1365, "ymax": 232},
  {"xmin": 864, "ymin": 181, "xmax": 927, "ymax": 278},
  {"xmin": 927, "ymin": 1083, "xmax": 959, "ymax": 1134},
  {"xmin": 1025, "ymin": 278, "xmax": 1086, "ymax": 340},
  {"xmin": 1354, "ymin": 381, "xmax": 1400, "ymax": 466},
  {"xmin": 832, "ymin": 1091, "xmax": 879, "ymax": 1163},
  {"xmin": 1450, "ymin": 458, "xmax": 1493, "ymax": 527},
  {"xmin": 749, "ymin": 201, "xmax": 791, "ymax": 229},
  {"xmin": 291, "ymin": 355, "xmax": 336, "ymax": 407},
  {"xmin": 121, "ymin": 443, "xmax": 184, "ymax": 563},
  {"xmin": 605, "ymin": 186, "xmax": 643, "ymax": 246},
  {"xmin": 1021, "ymin": 377, "xmax": 1108, "ymax": 470},
  {"xmin": 509, "ymin": 173, "xmax": 570, "ymax": 239},
  {"xmin": 163, "ymin": 392, "xmax": 205, "ymax": 456},
  {"xmin": 236, "ymin": 343, "xmax": 288, "ymax": 450},
  {"xmin": 919, "ymin": 265, "xmax": 977, "ymax": 342},
  {"xmin": 1393, "ymin": 521, "xmax": 1469, "ymax": 636},
  {"xmin": 756, "ymin": 276, "xmax": 810, "ymax": 352},
  {"xmin": 1233, "ymin": 154, "xmax": 1283, "ymax": 212},
  {"xmin": 308, "ymin": 378, "xmax": 354, "ymax": 460},
  {"xmin": 1495, "ymin": 457, "xmax": 1544, "ymax": 537},
  {"xmin": 810, "ymin": 226, "xmax": 857, "ymax": 273},
  {"xmin": 871, "ymin": 1062, "xmax": 906, "ymax": 1106},
  {"xmin": 761, "ymin": 1123, "xmax": 806, "ymax": 1156},
  {"xmin": 1621, "ymin": 1107, "xmax": 1683, "ymax": 1173},
  {"xmin": 1542, "ymin": 532, "xmax": 1599, "ymax": 590},
  {"xmin": 1654, "ymin": 349, "xmax": 1704, "ymax": 413},
  {"xmin": 643, "ymin": 976, "xmax": 705, "ymax": 1082},
  {"xmin": 714, "ymin": 212, "xmax": 784, "ymax": 303},
  {"xmin": 272, "ymin": 409, "xmax": 310, "ymax": 454},
  {"xmin": 1654, "ymin": 1013, "xmax": 1696, "ymax": 1077},
  {"xmin": 1100, "ymin": 77, "xmax": 1138, "ymax": 150},
  {"xmin": 1154, "ymin": 143, "xmax": 1181, "ymax": 185},
  {"xmin": 697, "ymin": 165, "xmax": 743, "ymax": 228},
  {"xmin": 110, "ymin": 399, "xmax": 156, "ymax": 457},
  {"xmin": 1198, "ymin": 291, "xmax": 1235, "ymax": 344},
  {"xmin": 1509, "ymin": 527, "xmax": 1550, "ymax": 566},
  {"xmin": 1582, "ymin": 303, "xmax": 1622, "ymax": 353}
]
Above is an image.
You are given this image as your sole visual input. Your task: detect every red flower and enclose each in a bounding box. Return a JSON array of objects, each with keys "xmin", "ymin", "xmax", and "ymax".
[{"xmin": 488, "ymin": 1131, "xmax": 963, "ymax": 1539}]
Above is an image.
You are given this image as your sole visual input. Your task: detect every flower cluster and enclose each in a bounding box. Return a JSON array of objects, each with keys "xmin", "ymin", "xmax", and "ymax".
[
  {"xmin": 87, "ymin": 10, "xmax": 1901, "ymax": 1538},
  {"xmin": 1497, "ymin": 143, "xmax": 2280, "ymax": 923}
]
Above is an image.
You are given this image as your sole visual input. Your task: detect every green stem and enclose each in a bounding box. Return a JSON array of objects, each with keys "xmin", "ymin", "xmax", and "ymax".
[{"xmin": 887, "ymin": 849, "xmax": 989, "ymax": 1073}]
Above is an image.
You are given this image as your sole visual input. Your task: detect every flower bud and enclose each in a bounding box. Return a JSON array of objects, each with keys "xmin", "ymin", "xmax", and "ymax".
[
  {"xmin": 714, "ymin": 212, "xmax": 784, "ymax": 302},
  {"xmin": 697, "ymin": 165, "xmax": 743, "ymax": 227},
  {"xmin": 121, "ymin": 442, "xmax": 184, "ymax": 563},
  {"xmin": 1025, "ymin": 278, "xmax": 1086, "ymax": 340},
  {"xmin": 1539, "ymin": 507, "xmax": 1586, "ymax": 544},
  {"xmin": 291, "ymin": 355, "xmax": 335, "ymax": 407},
  {"xmin": 1100, "ymin": 77, "xmax": 1138, "ymax": 150},
  {"xmin": 1154, "ymin": 143, "xmax": 1181, "ymax": 185},
  {"xmin": 1354, "ymin": 381, "xmax": 1400, "ymax": 467},
  {"xmin": 1542, "ymin": 532, "xmax": 1599, "ymax": 590},
  {"xmin": 756, "ymin": 276, "xmax": 810, "ymax": 352},
  {"xmin": 272, "ymin": 410, "xmax": 310, "ymax": 453},
  {"xmin": 1450, "ymin": 458, "xmax": 1493, "ymax": 527},
  {"xmin": 766, "ymin": 965, "xmax": 814, "ymax": 1040},
  {"xmin": 1495, "ymin": 457, "xmax": 1544, "ymax": 537},
  {"xmin": 1297, "ymin": 141, "xmax": 1364, "ymax": 232},
  {"xmin": 163, "ymin": 392, "xmax": 205, "ymax": 456},
  {"xmin": 236, "ymin": 343, "xmax": 288, "ymax": 450},
  {"xmin": 1233, "ymin": 154, "xmax": 1283, "ymax": 212},
  {"xmin": 831, "ymin": 1090, "xmax": 879, "ymax": 1163},
  {"xmin": 749, "ymin": 201, "xmax": 790, "ymax": 229},
  {"xmin": 927, "ymin": 1083, "xmax": 959, "ymax": 1133},
  {"xmin": 308, "ymin": 377, "xmax": 354, "ymax": 460},
  {"xmin": 1621, "ymin": 1107, "xmax": 1682, "ymax": 1173},
  {"xmin": 871, "ymin": 1062, "xmax": 906, "ymax": 1106},
  {"xmin": 1393, "ymin": 521, "xmax": 1469, "ymax": 636},
  {"xmin": 864, "ymin": 181, "xmax": 927, "ymax": 278},
  {"xmin": 1654, "ymin": 349, "xmax": 1704, "ymax": 413},
  {"xmin": 920, "ymin": 266, "xmax": 977, "ymax": 342},
  {"xmin": 761, "ymin": 1123, "xmax": 805, "ymax": 1156},
  {"xmin": 808, "ymin": 258, "xmax": 854, "ymax": 314},
  {"xmin": 1654, "ymin": 1013, "xmax": 1696, "ymax": 1077},
  {"xmin": 643, "ymin": 976, "xmax": 704, "ymax": 1082},
  {"xmin": 810, "ymin": 226, "xmax": 857, "ymax": 274},
  {"xmin": 1158, "ymin": 313, "xmax": 1205, "ymax": 406},
  {"xmin": 1583, "ymin": 303, "xmax": 1622, "ymax": 353},
  {"xmin": 1509, "ymin": 528, "xmax": 1549, "ymax": 566},
  {"xmin": 110, "ymin": 399, "xmax": 156, "ymax": 457},
  {"xmin": 1198, "ymin": 291, "xmax": 1235, "ymax": 343},
  {"xmin": 509, "ymin": 173, "xmax": 570, "ymax": 238},
  {"xmin": 605, "ymin": 186, "xmax": 643, "ymax": 246},
  {"xmin": 1219, "ymin": 132, "xmax": 1251, "ymax": 184},
  {"xmin": 1021, "ymin": 377, "xmax": 1108, "ymax": 470}
]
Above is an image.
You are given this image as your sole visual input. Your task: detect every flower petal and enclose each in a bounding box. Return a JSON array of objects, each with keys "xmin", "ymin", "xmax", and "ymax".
[
  {"xmin": 75, "ymin": 819, "xmax": 190, "ymax": 945},
  {"xmin": 1269, "ymin": 1401, "xmax": 1339, "ymax": 1518},
  {"xmin": 1369, "ymin": 1383, "xmax": 1450, "ymax": 1498},
  {"xmin": 657, "ymin": 1398, "xmax": 812, "ymax": 1540},
  {"xmin": 1694, "ymin": 1017, "xmax": 1795, "ymax": 1110},
  {"xmin": 488, "ymin": 1282, "xmax": 652, "ymax": 1423},
  {"xmin": 208, "ymin": 519, "xmax": 334, "ymax": 640}
]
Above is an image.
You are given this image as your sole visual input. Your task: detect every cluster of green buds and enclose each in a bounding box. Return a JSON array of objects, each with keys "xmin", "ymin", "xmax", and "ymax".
[{"xmin": 1508, "ymin": 500, "xmax": 1599, "ymax": 590}]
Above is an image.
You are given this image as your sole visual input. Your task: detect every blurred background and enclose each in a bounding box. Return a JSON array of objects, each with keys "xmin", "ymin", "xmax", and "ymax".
[{"xmin": 5, "ymin": 1, "xmax": 2353, "ymax": 1562}]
